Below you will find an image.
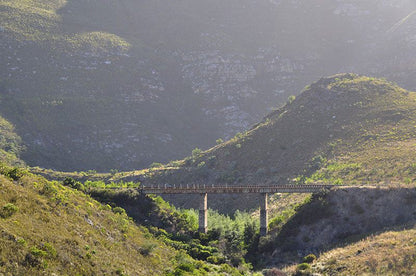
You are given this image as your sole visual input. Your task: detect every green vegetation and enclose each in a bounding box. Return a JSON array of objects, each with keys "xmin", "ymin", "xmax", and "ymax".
[
  {"xmin": 87, "ymin": 186, "xmax": 259, "ymax": 272},
  {"xmin": 3, "ymin": 73, "xmax": 416, "ymax": 275},
  {"xmin": 287, "ymin": 95, "xmax": 296, "ymax": 104},
  {"xmin": 1, "ymin": 0, "xmax": 130, "ymax": 51},
  {"xmin": 284, "ymin": 228, "xmax": 416, "ymax": 275},
  {"xmin": 0, "ymin": 163, "xmax": 248, "ymax": 275},
  {"xmin": 149, "ymin": 74, "xmax": 416, "ymax": 191},
  {"xmin": 302, "ymin": 254, "xmax": 316, "ymax": 264},
  {"xmin": 0, "ymin": 203, "xmax": 19, "ymax": 218}
]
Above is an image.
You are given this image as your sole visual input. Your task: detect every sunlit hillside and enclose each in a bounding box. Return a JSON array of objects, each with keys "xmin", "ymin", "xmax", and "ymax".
[
  {"xmin": 0, "ymin": 163, "xmax": 250, "ymax": 275},
  {"xmin": 147, "ymin": 74, "xmax": 416, "ymax": 190},
  {"xmin": 285, "ymin": 227, "xmax": 416, "ymax": 275}
]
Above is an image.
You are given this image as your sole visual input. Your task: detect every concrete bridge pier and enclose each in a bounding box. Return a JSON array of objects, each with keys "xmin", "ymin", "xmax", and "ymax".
[
  {"xmin": 198, "ymin": 193, "xmax": 208, "ymax": 233},
  {"xmin": 260, "ymin": 193, "xmax": 268, "ymax": 236}
]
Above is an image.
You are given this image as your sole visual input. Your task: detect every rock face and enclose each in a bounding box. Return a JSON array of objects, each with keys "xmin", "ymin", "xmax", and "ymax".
[{"xmin": 1, "ymin": 0, "xmax": 416, "ymax": 171}]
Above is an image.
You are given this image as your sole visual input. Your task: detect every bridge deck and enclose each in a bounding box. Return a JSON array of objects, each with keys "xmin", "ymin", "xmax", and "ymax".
[{"xmin": 140, "ymin": 184, "xmax": 333, "ymax": 194}]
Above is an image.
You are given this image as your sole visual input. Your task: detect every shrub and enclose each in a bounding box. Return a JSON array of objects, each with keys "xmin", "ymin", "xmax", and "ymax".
[
  {"xmin": 139, "ymin": 242, "xmax": 157, "ymax": 256},
  {"xmin": 112, "ymin": 207, "xmax": 126, "ymax": 215},
  {"xmin": 189, "ymin": 247, "xmax": 212, "ymax": 260},
  {"xmin": 296, "ymin": 263, "xmax": 311, "ymax": 272},
  {"xmin": 110, "ymin": 169, "xmax": 119, "ymax": 175},
  {"xmin": 192, "ymin": 148, "xmax": 202, "ymax": 159},
  {"xmin": 4, "ymin": 167, "xmax": 25, "ymax": 180},
  {"xmin": 303, "ymin": 254, "xmax": 317, "ymax": 263},
  {"xmin": 197, "ymin": 161, "xmax": 206, "ymax": 169},
  {"xmin": 168, "ymin": 160, "xmax": 182, "ymax": 167},
  {"xmin": 63, "ymin": 177, "xmax": 85, "ymax": 192},
  {"xmin": 17, "ymin": 238, "xmax": 27, "ymax": 246},
  {"xmin": 234, "ymin": 132, "xmax": 244, "ymax": 140},
  {"xmin": 30, "ymin": 246, "xmax": 47, "ymax": 258},
  {"xmin": 176, "ymin": 263, "xmax": 195, "ymax": 272},
  {"xmin": 287, "ymin": 95, "xmax": 296, "ymax": 104},
  {"xmin": 264, "ymin": 268, "xmax": 287, "ymax": 276},
  {"xmin": 150, "ymin": 162, "xmax": 164, "ymax": 168},
  {"xmin": 43, "ymin": 242, "xmax": 57, "ymax": 258},
  {"xmin": 40, "ymin": 182, "xmax": 58, "ymax": 196},
  {"xmin": 207, "ymin": 255, "xmax": 225, "ymax": 264},
  {"xmin": 1, "ymin": 203, "xmax": 19, "ymax": 218}
]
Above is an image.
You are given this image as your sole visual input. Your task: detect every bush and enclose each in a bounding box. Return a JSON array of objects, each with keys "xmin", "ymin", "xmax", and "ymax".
[
  {"xmin": 40, "ymin": 182, "xmax": 58, "ymax": 196},
  {"xmin": 30, "ymin": 246, "xmax": 47, "ymax": 257},
  {"xmin": 189, "ymin": 247, "xmax": 212, "ymax": 260},
  {"xmin": 296, "ymin": 263, "xmax": 311, "ymax": 274},
  {"xmin": 287, "ymin": 95, "xmax": 296, "ymax": 104},
  {"xmin": 176, "ymin": 263, "xmax": 195, "ymax": 272},
  {"xmin": 303, "ymin": 254, "xmax": 316, "ymax": 263},
  {"xmin": 264, "ymin": 268, "xmax": 287, "ymax": 276},
  {"xmin": 17, "ymin": 238, "xmax": 27, "ymax": 246},
  {"xmin": 4, "ymin": 167, "xmax": 25, "ymax": 180},
  {"xmin": 1, "ymin": 203, "xmax": 19, "ymax": 218},
  {"xmin": 150, "ymin": 162, "xmax": 164, "ymax": 168},
  {"xmin": 207, "ymin": 255, "xmax": 225, "ymax": 264},
  {"xmin": 192, "ymin": 148, "xmax": 202, "ymax": 159},
  {"xmin": 139, "ymin": 243, "xmax": 157, "ymax": 256},
  {"xmin": 43, "ymin": 242, "xmax": 57, "ymax": 258},
  {"xmin": 63, "ymin": 177, "xmax": 85, "ymax": 192},
  {"xmin": 112, "ymin": 206, "xmax": 126, "ymax": 215}
]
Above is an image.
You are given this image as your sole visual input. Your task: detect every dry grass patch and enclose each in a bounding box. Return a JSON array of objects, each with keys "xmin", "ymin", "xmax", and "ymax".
[{"xmin": 310, "ymin": 227, "xmax": 416, "ymax": 275}]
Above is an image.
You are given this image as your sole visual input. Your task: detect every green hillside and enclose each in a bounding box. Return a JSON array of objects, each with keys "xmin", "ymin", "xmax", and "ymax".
[
  {"xmin": 0, "ymin": 164, "xmax": 250, "ymax": 275},
  {"xmin": 148, "ymin": 74, "xmax": 416, "ymax": 188},
  {"xmin": 0, "ymin": 114, "xmax": 249, "ymax": 275}
]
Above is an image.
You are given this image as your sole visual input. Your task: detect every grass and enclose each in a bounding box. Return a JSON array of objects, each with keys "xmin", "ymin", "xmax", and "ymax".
[
  {"xmin": 294, "ymin": 227, "xmax": 416, "ymax": 275},
  {"xmin": 0, "ymin": 171, "xmax": 170, "ymax": 275},
  {"xmin": 0, "ymin": 163, "xmax": 249, "ymax": 275},
  {"xmin": 1, "ymin": 0, "xmax": 130, "ymax": 52},
  {"xmin": 143, "ymin": 74, "xmax": 416, "ymax": 195}
]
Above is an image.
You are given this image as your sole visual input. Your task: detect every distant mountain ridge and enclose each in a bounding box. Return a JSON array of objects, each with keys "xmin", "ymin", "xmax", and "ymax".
[{"xmin": 1, "ymin": 0, "xmax": 416, "ymax": 171}]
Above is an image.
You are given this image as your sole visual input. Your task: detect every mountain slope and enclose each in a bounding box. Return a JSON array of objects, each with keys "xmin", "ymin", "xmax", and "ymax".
[
  {"xmin": 257, "ymin": 186, "xmax": 416, "ymax": 268},
  {"xmin": 1, "ymin": 0, "xmax": 416, "ymax": 171},
  {"xmin": 0, "ymin": 165, "xmax": 243, "ymax": 275},
  {"xmin": 147, "ymin": 74, "xmax": 416, "ymax": 190},
  {"xmin": 309, "ymin": 227, "xmax": 416, "ymax": 275}
]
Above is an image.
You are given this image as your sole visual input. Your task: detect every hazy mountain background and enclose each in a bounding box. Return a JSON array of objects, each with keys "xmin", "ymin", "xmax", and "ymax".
[{"xmin": 1, "ymin": 0, "xmax": 416, "ymax": 171}]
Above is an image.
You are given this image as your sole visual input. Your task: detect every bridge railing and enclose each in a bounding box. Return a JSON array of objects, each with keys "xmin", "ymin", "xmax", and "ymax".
[{"xmin": 140, "ymin": 184, "xmax": 334, "ymax": 194}]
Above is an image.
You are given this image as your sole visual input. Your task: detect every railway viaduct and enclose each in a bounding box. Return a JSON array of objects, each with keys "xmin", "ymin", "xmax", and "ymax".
[{"xmin": 141, "ymin": 184, "xmax": 333, "ymax": 236}]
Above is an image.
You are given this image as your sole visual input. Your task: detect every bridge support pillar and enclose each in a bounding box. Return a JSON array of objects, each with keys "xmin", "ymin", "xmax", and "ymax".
[
  {"xmin": 260, "ymin": 193, "xmax": 268, "ymax": 236},
  {"xmin": 198, "ymin": 193, "xmax": 208, "ymax": 233}
]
